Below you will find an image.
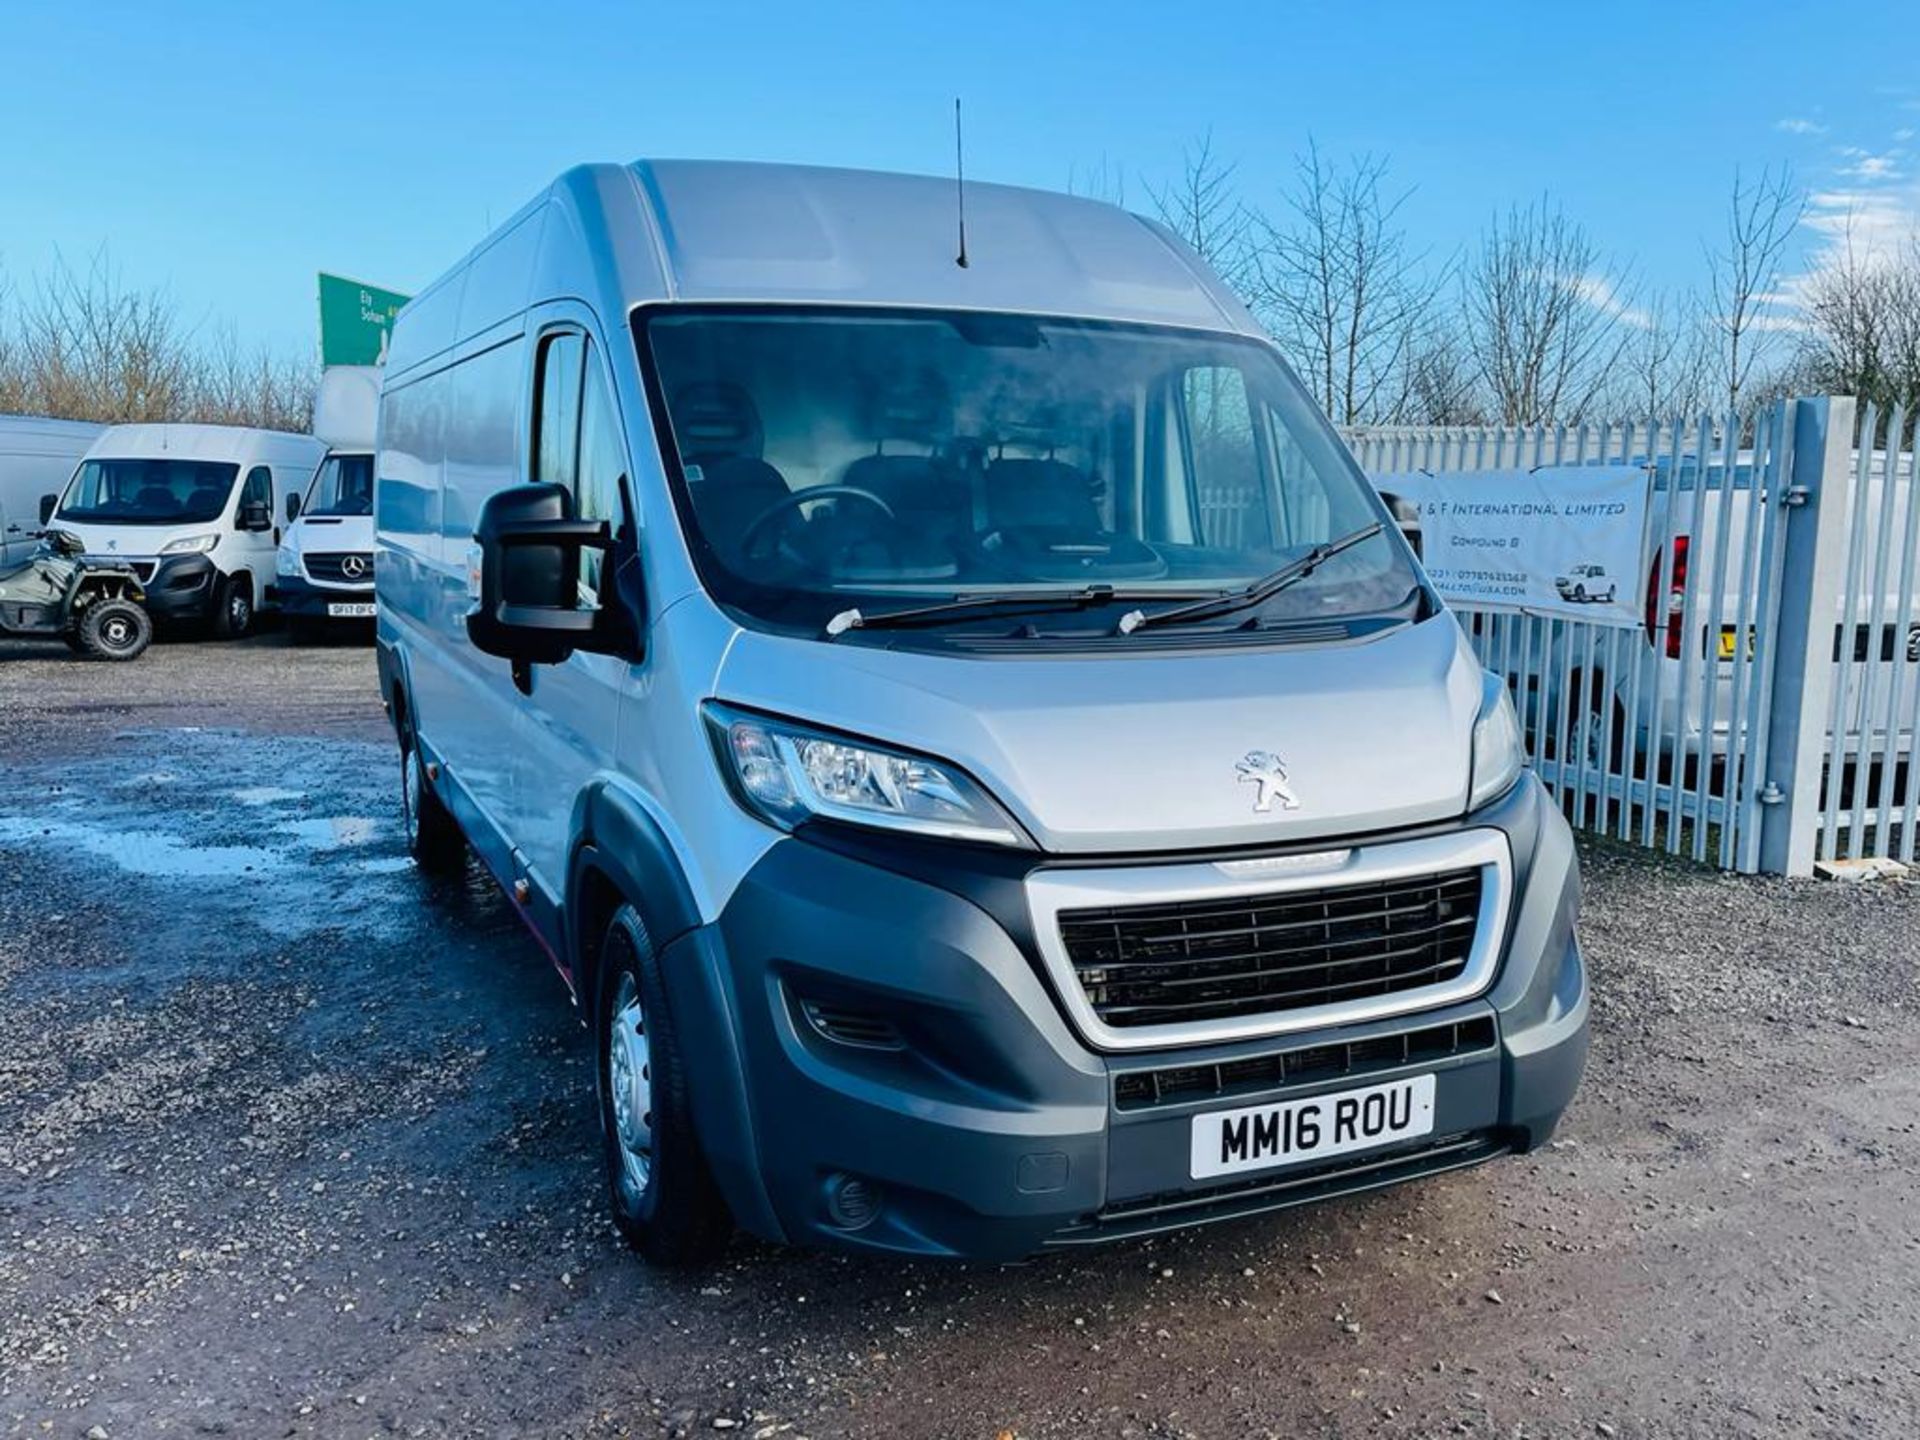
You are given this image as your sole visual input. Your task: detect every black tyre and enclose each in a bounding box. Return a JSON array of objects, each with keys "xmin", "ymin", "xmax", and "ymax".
[
  {"xmin": 77, "ymin": 597, "xmax": 153, "ymax": 661},
  {"xmin": 597, "ymin": 905, "xmax": 731, "ymax": 1266},
  {"xmin": 399, "ymin": 724, "xmax": 465, "ymax": 873},
  {"xmin": 211, "ymin": 574, "xmax": 254, "ymax": 639}
]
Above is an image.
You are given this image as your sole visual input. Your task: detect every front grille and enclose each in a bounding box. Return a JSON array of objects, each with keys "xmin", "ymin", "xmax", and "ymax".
[
  {"xmin": 1113, "ymin": 1015, "xmax": 1495, "ymax": 1110},
  {"xmin": 304, "ymin": 552, "xmax": 374, "ymax": 585},
  {"xmin": 1059, "ymin": 869, "xmax": 1483, "ymax": 1030},
  {"xmin": 1046, "ymin": 1129, "xmax": 1510, "ymax": 1245}
]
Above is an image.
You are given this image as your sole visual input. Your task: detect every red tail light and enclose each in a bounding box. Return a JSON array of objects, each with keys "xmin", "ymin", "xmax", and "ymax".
[{"xmin": 1644, "ymin": 536, "xmax": 1690, "ymax": 659}]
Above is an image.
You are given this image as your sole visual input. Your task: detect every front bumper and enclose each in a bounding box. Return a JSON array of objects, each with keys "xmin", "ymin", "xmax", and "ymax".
[
  {"xmin": 142, "ymin": 554, "xmax": 219, "ymax": 620},
  {"xmin": 272, "ymin": 572, "xmax": 376, "ymax": 619},
  {"xmin": 669, "ymin": 773, "xmax": 1587, "ymax": 1260}
]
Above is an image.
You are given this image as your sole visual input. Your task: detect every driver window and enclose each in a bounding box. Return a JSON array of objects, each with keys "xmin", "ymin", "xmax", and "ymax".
[
  {"xmin": 533, "ymin": 329, "xmax": 627, "ymax": 606},
  {"xmin": 241, "ymin": 466, "xmax": 272, "ymax": 521}
]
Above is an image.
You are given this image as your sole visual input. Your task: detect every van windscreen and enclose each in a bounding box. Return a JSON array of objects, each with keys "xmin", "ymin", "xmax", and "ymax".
[
  {"xmin": 58, "ymin": 459, "xmax": 241, "ymax": 525},
  {"xmin": 638, "ymin": 307, "xmax": 1418, "ymax": 639},
  {"xmin": 303, "ymin": 453, "xmax": 375, "ymax": 517}
]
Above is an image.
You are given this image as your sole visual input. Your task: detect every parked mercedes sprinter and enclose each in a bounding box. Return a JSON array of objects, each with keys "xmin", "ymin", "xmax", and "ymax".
[
  {"xmin": 375, "ymin": 161, "xmax": 1588, "ymax": 1265},
  {"xmin": 278, "ymin": 366, "xmax": 379, "ymax": 639},
  {"xmin": 51, "ymin": 423, "xmax": 325, "ymax": 636}
]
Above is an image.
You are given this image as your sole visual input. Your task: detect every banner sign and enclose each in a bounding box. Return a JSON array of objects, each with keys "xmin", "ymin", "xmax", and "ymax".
[
  {"xmin": 1375, "ymin": 464, "xmax": 1652, "ymax": 625},
  {"xmin": 317, "ymin": 273, "xmax": 411, "ymax": 367}
]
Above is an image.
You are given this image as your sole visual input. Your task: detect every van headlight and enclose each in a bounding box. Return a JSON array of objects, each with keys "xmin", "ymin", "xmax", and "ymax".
[
  {"xmin": 1468, "ymin": 672, "xmax": 1525, "ymax": 810},
  {"xmin": 275, "ymin": 547, "xmax": 299, "ymax": 577},
  {"xmin": 161, "ymin": 533, "xmax": 219, "ymax": 556},
  {"xmin": 705, "ymin": 704, "xmax": 1029, "ymax": 847}
]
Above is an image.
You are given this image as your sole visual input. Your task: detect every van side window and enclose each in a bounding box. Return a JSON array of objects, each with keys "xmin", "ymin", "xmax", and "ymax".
[
  {"xmin": 532, "ymin": 330, "xmax": 627, "ymax": 606},
  {"xmin": 575, "ymin": 344, "xmax": 627, "ymax": 601},
  {"xmin": 240, "ymin": 465, "xmax": 273, "ymax": 519}
]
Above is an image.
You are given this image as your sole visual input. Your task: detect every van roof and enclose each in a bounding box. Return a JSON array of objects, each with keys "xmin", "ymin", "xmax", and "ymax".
[
  {"xmin": 388, "ymin": 160, "xmax": 1264, "ymax": 377},
  {"xmin": 82, "ymin": 422, "xmax": 327, "ymax": 465}
]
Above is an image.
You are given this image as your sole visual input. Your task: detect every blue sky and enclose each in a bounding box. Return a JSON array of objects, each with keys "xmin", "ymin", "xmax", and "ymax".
[{"xmin": 3, "ymin": 0, "xmax": 1916, "ymax": 355}]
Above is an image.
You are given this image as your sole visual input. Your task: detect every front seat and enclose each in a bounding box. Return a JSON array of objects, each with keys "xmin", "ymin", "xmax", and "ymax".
[{"xmin": 671, "ymin": 382, "xmax": 790, "ymax": 567}]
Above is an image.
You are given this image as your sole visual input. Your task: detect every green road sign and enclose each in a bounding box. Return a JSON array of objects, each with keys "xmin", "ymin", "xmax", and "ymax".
[{"xmin": 317, "ymin": 273, "xmax": 411, "ymax": 367}]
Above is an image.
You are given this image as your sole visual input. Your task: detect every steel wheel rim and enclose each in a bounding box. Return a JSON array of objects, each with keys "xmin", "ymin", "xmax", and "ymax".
[
  {"xmin": 103, "ymin": 615, "xmax": 133, "ymax": 648},
  {"xmin": 401, "ymin": 748, "xmax": 422, "ymax": 848},
  {"xmin": 607, "ymin": 969, "xmax": 653, "ymax": 1198},
  {"xmin": 229, "ymin": 588, "xmax": 250, "ymax": 626},
  {"xmin": 1575, "ymin": 710, "xmax": 1606, "ymax": 769}
]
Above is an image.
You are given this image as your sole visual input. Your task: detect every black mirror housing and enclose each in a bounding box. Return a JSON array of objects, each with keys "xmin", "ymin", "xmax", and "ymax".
[
  {"xmin": 285, "ymin": 493, "xmax": 302, "ymax": 523},
  {"xmin": 467, "ymin": 483, "xmax": 624, "ymax": 668},
  {"xmin": 238, "ymin": 501, "xmax": 272, "ymax": 532},
  {"xmin": 38, "ymin": 494, "xmax": 56, "ymax": 524}
]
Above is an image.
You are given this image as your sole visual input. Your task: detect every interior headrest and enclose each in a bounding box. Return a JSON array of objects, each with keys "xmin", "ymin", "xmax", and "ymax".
[
  {"xmin": 673, "ymin": 382, "xmax": 763, "ymax": 461},
  {"xmin": 864, "ymin": 369, "xmax": 948, "ymax": 445}
]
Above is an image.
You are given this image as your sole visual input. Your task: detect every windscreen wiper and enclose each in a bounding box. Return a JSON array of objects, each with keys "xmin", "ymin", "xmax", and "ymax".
[
  {"xmin": 1115, "ymin": 522, "xmax": 1386, "ymax": 635},
  {"xmin": 824, "ymin": 583, "xmax": 1221, "ymax": 639}
]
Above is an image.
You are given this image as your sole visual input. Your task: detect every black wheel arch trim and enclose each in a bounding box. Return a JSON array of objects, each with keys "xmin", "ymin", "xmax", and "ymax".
[{"xmin": 566, "ymin": 782, "xmax": 785, "ymax": 1244}]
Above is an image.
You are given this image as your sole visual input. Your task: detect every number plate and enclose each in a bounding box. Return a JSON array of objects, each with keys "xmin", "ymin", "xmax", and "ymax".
[
  {"xmin": 1189, "ymin": 1074, "xmax": 1437, "ymax": 1179},
  {"xmin": 1717, "ymin": 626, "xmax": 1754, "ymax": 660},
  {"xmin": 326, "ymin": 602, "xmax": 376, "ymax": 618}
]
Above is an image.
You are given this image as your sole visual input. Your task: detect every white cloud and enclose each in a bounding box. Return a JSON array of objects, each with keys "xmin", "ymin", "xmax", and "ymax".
[
  {"xmin": 1776, "ymin": 117, "xmax": 1828, "ymax": 135},
  {"xmin": 1838, "ymin": 152, "xmax": 1903, "ymax": 181},
  {"xmin": 1571, "ymin": 272, "xmax": 1651, "ymax": 328}
]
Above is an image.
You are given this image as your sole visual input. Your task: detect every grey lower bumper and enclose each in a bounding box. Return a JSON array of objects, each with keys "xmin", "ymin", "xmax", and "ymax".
[{"xmin": 671, "ymin": 774, "xmax": 1587, "ymax": 1261}]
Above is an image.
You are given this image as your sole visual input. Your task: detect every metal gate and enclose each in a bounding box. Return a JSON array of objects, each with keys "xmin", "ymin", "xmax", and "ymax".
[
  {"xmin": 1814, "ymin": 403, "xmax": 1920, "ymax": 865},
  {"xmin": 1348, "ymin": 404, "xmax": 1808, "ymax": 873}
]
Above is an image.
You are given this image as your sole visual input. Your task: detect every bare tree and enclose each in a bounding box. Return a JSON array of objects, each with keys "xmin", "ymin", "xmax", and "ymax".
[
  {"xmin": 1143, "ymin": 132, "xmax": 1255, "ymax": 294},
  {"xmin": 9, "ymin": 248, "xmax": 198, "ymax": 422},
  {"xmin": 1609, "ymin": 290, "xmax": 1713, "ymax": 420},
  {"xmin": 1459, "ymin": 200, "xmax": 1628, "ymax": 425},
  {"xmin": 1707, "ymin": 165, "xmax": 1804, "ymax": 412},
  {"xmin": 1403, "ymin": 331, "xmax": 1491, "ymax": 425},
  {"xmin": 1064, "ymin": 155, "xmax": 1128, "ymax": 207},
  {"xmin": 0, "ymin": 248, "xmax": 315, "ymax": 429},
  {"xmin": 1253, "ymin": 143, "xmax": 1442, "ymax": 424},
  {"xmin": 1799, "ymin": 229, "xmax": 1920, "ymax": 425},
  {"xmin": 191, "ymin": 326, "xmax": 317, "ymax": 432}
]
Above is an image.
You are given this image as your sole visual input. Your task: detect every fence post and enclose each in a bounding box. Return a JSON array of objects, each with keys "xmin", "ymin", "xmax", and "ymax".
[{"xmin": 1757, "ymin": 396, "xmax": 1856, "ymax": 876}]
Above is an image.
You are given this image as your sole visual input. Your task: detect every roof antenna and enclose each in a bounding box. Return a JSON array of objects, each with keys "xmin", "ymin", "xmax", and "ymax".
[{"xmin": 952, "ymin": 97, "xmax": 970, "ymax": 269}]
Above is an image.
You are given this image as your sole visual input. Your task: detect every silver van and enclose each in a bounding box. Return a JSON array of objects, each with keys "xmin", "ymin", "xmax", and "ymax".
[{"xmin": 374, "ymin": 160, "xmax": 1588, "ymax": 1264}]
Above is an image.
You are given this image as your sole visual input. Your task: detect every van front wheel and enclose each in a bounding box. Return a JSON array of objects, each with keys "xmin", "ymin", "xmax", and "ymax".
[
  {"xmin": 400, "ymin": 737, "xmax": 465, "ymax": 873},
  {"xmin": 597, "ymin": 906, "xmax": 731, "ymax": 1267},
  {"xmin": 212, "ymin": 575, "xmax": 254, "ymax": 639}
]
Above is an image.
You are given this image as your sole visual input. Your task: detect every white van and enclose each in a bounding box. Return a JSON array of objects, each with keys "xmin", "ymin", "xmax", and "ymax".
[
  {"xmin": 277, "ymin": 367, "xmax": 380, "ymax": 639},
  {"xmin": 377, "ymin": 161, "xmax": 1588, "ymax": 1265},
  {"xmin": 49, "ymin": 423, "xmax": 325, "ymax": 636},
  {"xmin": 0, "ymin": 415, "xmax": 104, "ymax": 568}
]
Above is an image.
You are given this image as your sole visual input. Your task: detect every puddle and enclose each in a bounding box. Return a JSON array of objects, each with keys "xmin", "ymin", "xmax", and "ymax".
[
  {"xmin": 280, "ymin": 816, "xmax": 382, "ymax": 848},
  {"xmin": 232, "ymin": 787, "xmax": 307, "ymax": 807},
  {"xmin": 0, "ymin": 817, "xmax": 286, "ymax": 878}
]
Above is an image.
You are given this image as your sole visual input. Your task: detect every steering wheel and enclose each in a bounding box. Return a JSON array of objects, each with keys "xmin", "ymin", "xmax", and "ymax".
[{"xmin": 738, "ymin": 485, "xmax": 898, "ymax": 566}]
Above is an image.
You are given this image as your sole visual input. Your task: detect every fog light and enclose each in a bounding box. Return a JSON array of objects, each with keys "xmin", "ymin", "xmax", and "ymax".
[{"xmin": 823, "ymin": 1172, "xmax": 881, "ymax": 1231}]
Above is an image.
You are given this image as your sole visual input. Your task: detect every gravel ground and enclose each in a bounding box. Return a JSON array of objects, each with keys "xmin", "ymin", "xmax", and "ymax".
[{"xmin": 2, "ymin": 632, "xmax": 1918, "ymax": 1439}]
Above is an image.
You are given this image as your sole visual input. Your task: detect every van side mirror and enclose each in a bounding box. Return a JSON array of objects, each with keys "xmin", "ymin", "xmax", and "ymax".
[
  {"xmin": 38, "ymin": 494, "xmax": 56, "ymax": 524},
  {"xmin": 467, "ymin": 483, "xmax": 624, "ymax": 678},
  {"xmin": 285, "ymin": 493, "xmax": 302, "ymax": 523},
  {"xmin": 238, "ymin": 501, "xmax": 273, "ymax": 532}
]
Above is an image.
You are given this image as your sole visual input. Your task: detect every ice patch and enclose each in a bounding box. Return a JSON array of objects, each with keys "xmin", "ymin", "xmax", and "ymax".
[{"xmin": 0, "ymin": 816, "xmax": 285, "ymax": 878}]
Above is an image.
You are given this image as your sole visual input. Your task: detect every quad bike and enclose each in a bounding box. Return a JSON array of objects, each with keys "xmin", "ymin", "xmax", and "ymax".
[{"xmin": 0, "ymin": 528, "xmax": 154, "ymax": 661}]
